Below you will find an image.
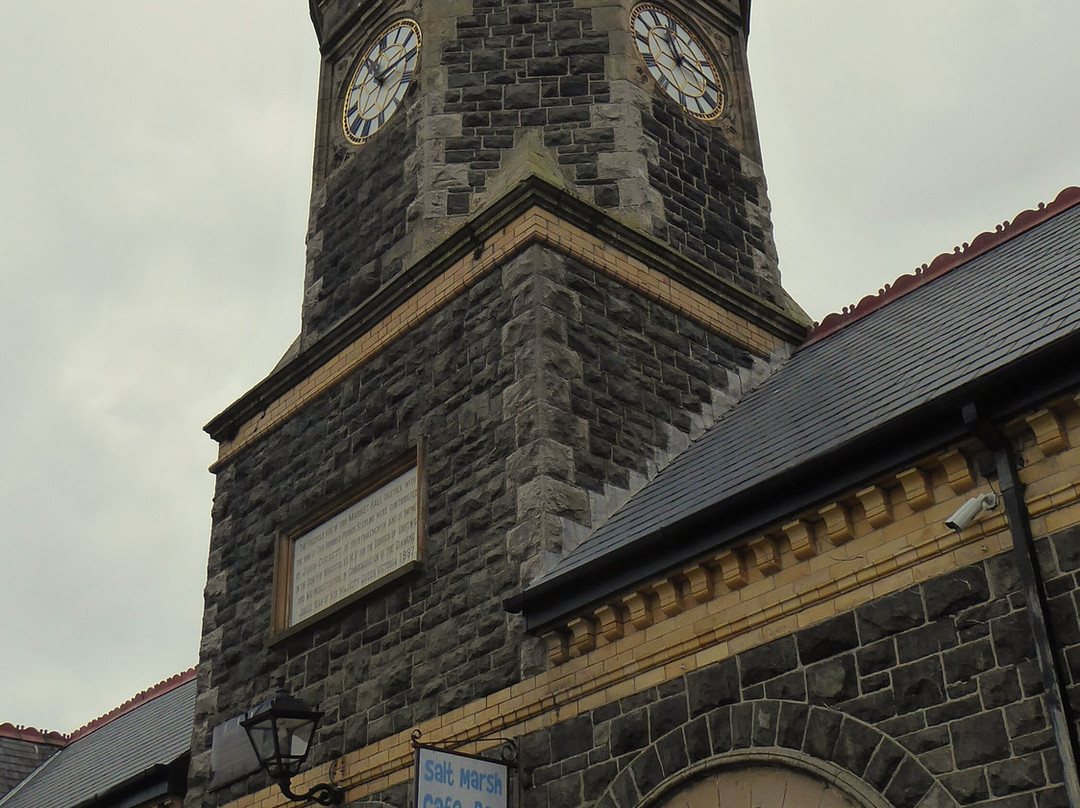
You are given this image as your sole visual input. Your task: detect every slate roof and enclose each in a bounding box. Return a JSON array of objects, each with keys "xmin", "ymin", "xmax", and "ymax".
[
  {"xmin": 0, "ymin": 670, "xmax": 196, "ymax": 808},
  {"xmin": 514, "ymin": 187, "xmax": 1080, "ymax": 628},
  {"xmin": 0, "ymin": 729, "xmax": 63, "ymax": 799}
]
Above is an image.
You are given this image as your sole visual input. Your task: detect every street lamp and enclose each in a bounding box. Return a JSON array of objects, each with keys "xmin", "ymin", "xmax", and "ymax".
[{"xmin": 241, "ymin": 687, "xmax": 344, "ymax": 806}]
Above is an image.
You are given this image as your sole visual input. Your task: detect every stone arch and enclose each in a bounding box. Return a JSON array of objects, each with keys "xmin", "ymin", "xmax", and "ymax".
[
  {"xmin": 597, "ymin": 700, "xmax": 956, "ymax": 808},
  {"xmin": 637, "ymin": 750, "xmax": 891, "ymax": 808}
]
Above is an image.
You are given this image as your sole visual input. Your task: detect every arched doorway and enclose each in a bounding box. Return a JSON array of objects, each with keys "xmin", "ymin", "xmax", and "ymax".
[{"xmin": 640, "ymin": 750, "xmax": 893, "ymax": 808}]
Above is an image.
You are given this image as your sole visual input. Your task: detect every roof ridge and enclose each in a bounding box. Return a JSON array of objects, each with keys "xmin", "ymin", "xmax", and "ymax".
[
  {"xmin": 65, "ymin": 666, "xmax": 197, "ymax": 743},
  {"xmin": 805, "ymin": 185, "xmax": 1080, "ymax": 345},
  {"xmin": 0, "ymin": 724, "xmax": 67, "ymax": 748}
]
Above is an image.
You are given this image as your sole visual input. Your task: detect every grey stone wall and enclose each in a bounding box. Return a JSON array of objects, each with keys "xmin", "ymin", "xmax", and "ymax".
[
  {"xmin": 347, "ymin": 530, "xmax": 1076, "ymax": 808},
  {"xmin": 188, "ymin": 243, "xmax": 756, "ymax": 807},
  {"xmin": 510, "ymin": 531, "xmax": 1077, "ymax": 808},
  {"xmin": 303, "ymin": 107, "xmax": 417, "ymax": 340},
  {"xmin": 441, "ymin": 0, "xmax": 614, "ymax": 208},
  {"xmin": 641, "ymin": 97, "xmax": 780, "ymax": 305}
]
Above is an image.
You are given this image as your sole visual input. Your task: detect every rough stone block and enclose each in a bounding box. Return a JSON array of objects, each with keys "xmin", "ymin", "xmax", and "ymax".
[
  {"xmin": 884, "ymin": 756, "xmax": 936, "ymax": 808},
  {"xmin": 797, "ymin": 613, "xmax": 859, "ymax": 664},
  {"xmin": 894, "ymin": 657, "xmax": 947, "ymax": 713},
  {"xmin": 992, "ymin": 612, "xmax": 1038, "ymax": 666},
  {"xmin": 942, "ymin": 768, "xmax": 990, "ymax": 804},
  {"xmin": 655, "ymin": 730, "xmax": 689, "ymax": 777},
  {"xmin": 951, "ymin": 711, "xmax": 1011, "ymax": 767},
  {"xmin": 807, "ymin": 655, "xmax": 858, "ymax": 705},
  {"xmin": 686, "ymin": 658, "xmax": 740, "ymax": 716},
  {"xmin": 831, "ymin": 717, "xmax": 881, "ymax": 777},
  {"xmin": 738, "ymin": 635, "xmax": 798, "ymax": 686},
  {"xmin": 765, "ymin": 701, "xmax": 804, "ymax": 751},
  {"xmin": 944, "ymin": 638, "xmax": 997, "ymax": 684},
  {"xmin": 987, "ymin": 753, "xmax": 1047, "ymax": 796},
  {"xmin": 858, "ymin": 589, "xmax": 926, "ymax": 642},
  {"xmin": 923, "ymin": 566, "xmax": 991, "ymax": 620},
  {"xmin": 610, "ymin": 708, "xmax": 649, "ymax": 756},
  {"xmin": 707, "ymin": 706, "xmax": 733, "ymax": 754},
  {"xmin": 802, "ymin": 706, "xmax": 843, "ymax": 760},
  {"xmin": 751, "ymin": 701, "xmax": 780, "ymax": 747}
]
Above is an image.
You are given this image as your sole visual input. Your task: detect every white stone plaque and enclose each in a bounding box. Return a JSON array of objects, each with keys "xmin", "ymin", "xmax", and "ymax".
[{"xmin": 290, "ymin": 465, "xmax": 419, "ymax": 626}]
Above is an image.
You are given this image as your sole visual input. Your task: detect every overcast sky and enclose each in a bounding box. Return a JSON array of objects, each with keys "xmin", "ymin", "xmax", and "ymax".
[{"xmin": 1, "ymin": 2, "xmax": 1078, "ymax": 734}]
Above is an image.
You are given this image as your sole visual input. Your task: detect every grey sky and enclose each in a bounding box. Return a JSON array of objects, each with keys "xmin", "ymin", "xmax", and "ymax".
[{"xmin": 1, "ymin": 2, "xmax": 1077, "ymax": 734}]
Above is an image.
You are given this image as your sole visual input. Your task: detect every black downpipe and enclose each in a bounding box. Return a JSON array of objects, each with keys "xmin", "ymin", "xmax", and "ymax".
[
  {"xmin": 965, "ymin": 402, "xmax": 1080, "ymax": 805},
  {"xmin": 993, "ymin": 442, "xmax": 1080, "ymax": 807}
]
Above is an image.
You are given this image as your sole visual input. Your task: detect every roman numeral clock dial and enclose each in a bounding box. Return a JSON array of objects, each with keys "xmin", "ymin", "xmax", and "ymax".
[
  {"xmin": 630, "ymin": 4, "xmax": 724, "ymax": 121},
  {"xmin": 342, "ymin": 19, "xmax": 422, "ymax": 145}
]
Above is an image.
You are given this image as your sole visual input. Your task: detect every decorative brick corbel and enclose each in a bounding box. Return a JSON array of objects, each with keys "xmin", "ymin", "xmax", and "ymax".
[
  {"xmin": 543, "ymin": 631, "xmax": 569, "ymax": 665},
  {"xmin": 594, "ymin": 604, "xmax": 625, "ymax": 641},
  {"xmin": 781, "ymin": 519, "xmax": 816, "ymax": 561},
  {"xmin": 712, "ymin": 550, "xmax": 747, "ymax": 590},
  {"xmin": 683, "ymin": 564, "xmax": 714, "ymax": 603},
  {"xmin": 1026, "ymin": 409, "xmax": 1069, "ymax": 456},
  {"xmin": 746, "ymin": 536, "xmax": 781, "ymax": 575},
  {"xmin": 654, "ymin": 579, "xmax": 683, "ymax": 617},
  {"xmin": 896, "ymin": 468, "xmax": 934, "ymax": 511},
  {"xmin": 819, "ymin": 502, "xmax": 854, "ymax": 545},
  {"xmin": 621, "ymin": 591, "xmax": 654, "ymax": 629},
  {"xmin": 568, "ymin": 616, "xmax": 596, "ymax": 654},
  {"xmin": 940, "ymin": 449, "xmax": 975, "ymax": 494},
  {"xmin": 856, "ymin": 485, "xmax": 893, "ymax": 528}
]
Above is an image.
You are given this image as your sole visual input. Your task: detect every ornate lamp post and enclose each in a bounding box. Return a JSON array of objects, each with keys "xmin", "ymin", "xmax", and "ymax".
[{"xmin": 241, "ymin": 687, "xmax": 344, "ymax": 806}]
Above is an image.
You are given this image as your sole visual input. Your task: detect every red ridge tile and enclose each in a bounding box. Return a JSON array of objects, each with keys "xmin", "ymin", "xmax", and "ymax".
[
  {"xmin": 66, "ymin": 667, "xmax": 197, "ymax": 742},
  {"xmin": 0, "ymin": 723, "xmax": 67, "ymax": 747},
  {"xmin": 806, "ymin": 186, "xmax": 1080, "ymax": 345}
]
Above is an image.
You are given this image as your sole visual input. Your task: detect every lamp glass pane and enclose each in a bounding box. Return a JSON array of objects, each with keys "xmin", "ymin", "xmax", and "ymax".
[{"xmin": 246, "ymin": 723, "xmax": 279, "ymax": 765}]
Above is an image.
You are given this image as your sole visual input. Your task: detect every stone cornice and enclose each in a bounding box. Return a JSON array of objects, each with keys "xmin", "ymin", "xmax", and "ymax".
[{"xmin": 205, "ymin": 176, "xmax": 808, "ymax": 459}]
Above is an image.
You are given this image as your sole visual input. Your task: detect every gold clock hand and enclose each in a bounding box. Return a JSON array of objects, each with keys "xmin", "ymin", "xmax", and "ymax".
[{"xmin": 376, "ymin": 48, "xmax": 415, "ymax": 82}]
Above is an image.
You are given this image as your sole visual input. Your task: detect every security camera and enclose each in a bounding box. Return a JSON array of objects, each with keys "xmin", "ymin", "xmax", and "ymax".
[{"xmin": 945, "ymin": 492, "xmax": 999, "ymax": 532}]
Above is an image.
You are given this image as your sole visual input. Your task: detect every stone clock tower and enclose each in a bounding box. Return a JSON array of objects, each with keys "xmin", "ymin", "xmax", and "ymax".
[
  {"xmin": 299, "ymin": 0, "xmax": 802, "ymax": 342},
  {"xmin": 187, "ymin": 2, "xmax": 809, "ymax": 807}
]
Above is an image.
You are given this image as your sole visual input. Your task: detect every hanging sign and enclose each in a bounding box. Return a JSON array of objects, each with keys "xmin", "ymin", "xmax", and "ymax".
[{"xmin": 414, "ymin": 745, "xmax": 509, "ymax": 808}]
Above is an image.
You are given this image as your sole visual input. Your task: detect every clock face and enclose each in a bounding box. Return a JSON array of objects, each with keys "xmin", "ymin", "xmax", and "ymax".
[
  {"xmin": 342, "ymin": 19, "xmax": 422, "ymax": 145},
  {"xmin": 629, "ymin": 4, "xmax": 724, "ymax": 121}
]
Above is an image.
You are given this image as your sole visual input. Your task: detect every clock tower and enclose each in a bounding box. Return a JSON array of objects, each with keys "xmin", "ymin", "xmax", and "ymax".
[
  {"xmin": 188, "ymin": 2, "xmax": 809, "ymax": 807},
  {"xmin": 298, "ymin": 0, "xmax": 803, "ymax": 342}
]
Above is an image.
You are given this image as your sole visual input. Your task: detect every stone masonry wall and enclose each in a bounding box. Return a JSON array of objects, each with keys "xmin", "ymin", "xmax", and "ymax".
[
  {"xmin": 191, "ymin": 270, "xmax": 519, "ymax": 808},
  {"xmin": 442, "ymin": 0, "xmax": 614, "ymax": 208},
  {"xmin": 500, "ymin": 245, "xmax": 759, "ymax": 598},
  {"xmin": 642, "ymin": 96, "xmax": 781, "ymax": 305},
  {"xmin": 514, "ymin": 532, "xmax": 1078, "ymax": 808},
  {"xmin": 343, "ymin": 530, "xmax": 1077, "ymax": 808},
  {"xmin": 189, "ymin": 243, "xmax": 762, "ymax": 807},
  {"xmin": 303, "ymin": 106, "xmax": 417, "ymax": 340}
]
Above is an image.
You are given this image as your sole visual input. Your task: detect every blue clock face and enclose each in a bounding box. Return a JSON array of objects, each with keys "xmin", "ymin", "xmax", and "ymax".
[
  {"xmin": 630, "ymin": 4, "xmax": 724, "ymax": 121},
  {"xmin": 342, "ymin": 19, "xmax": 422, "ymax": 145}
]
